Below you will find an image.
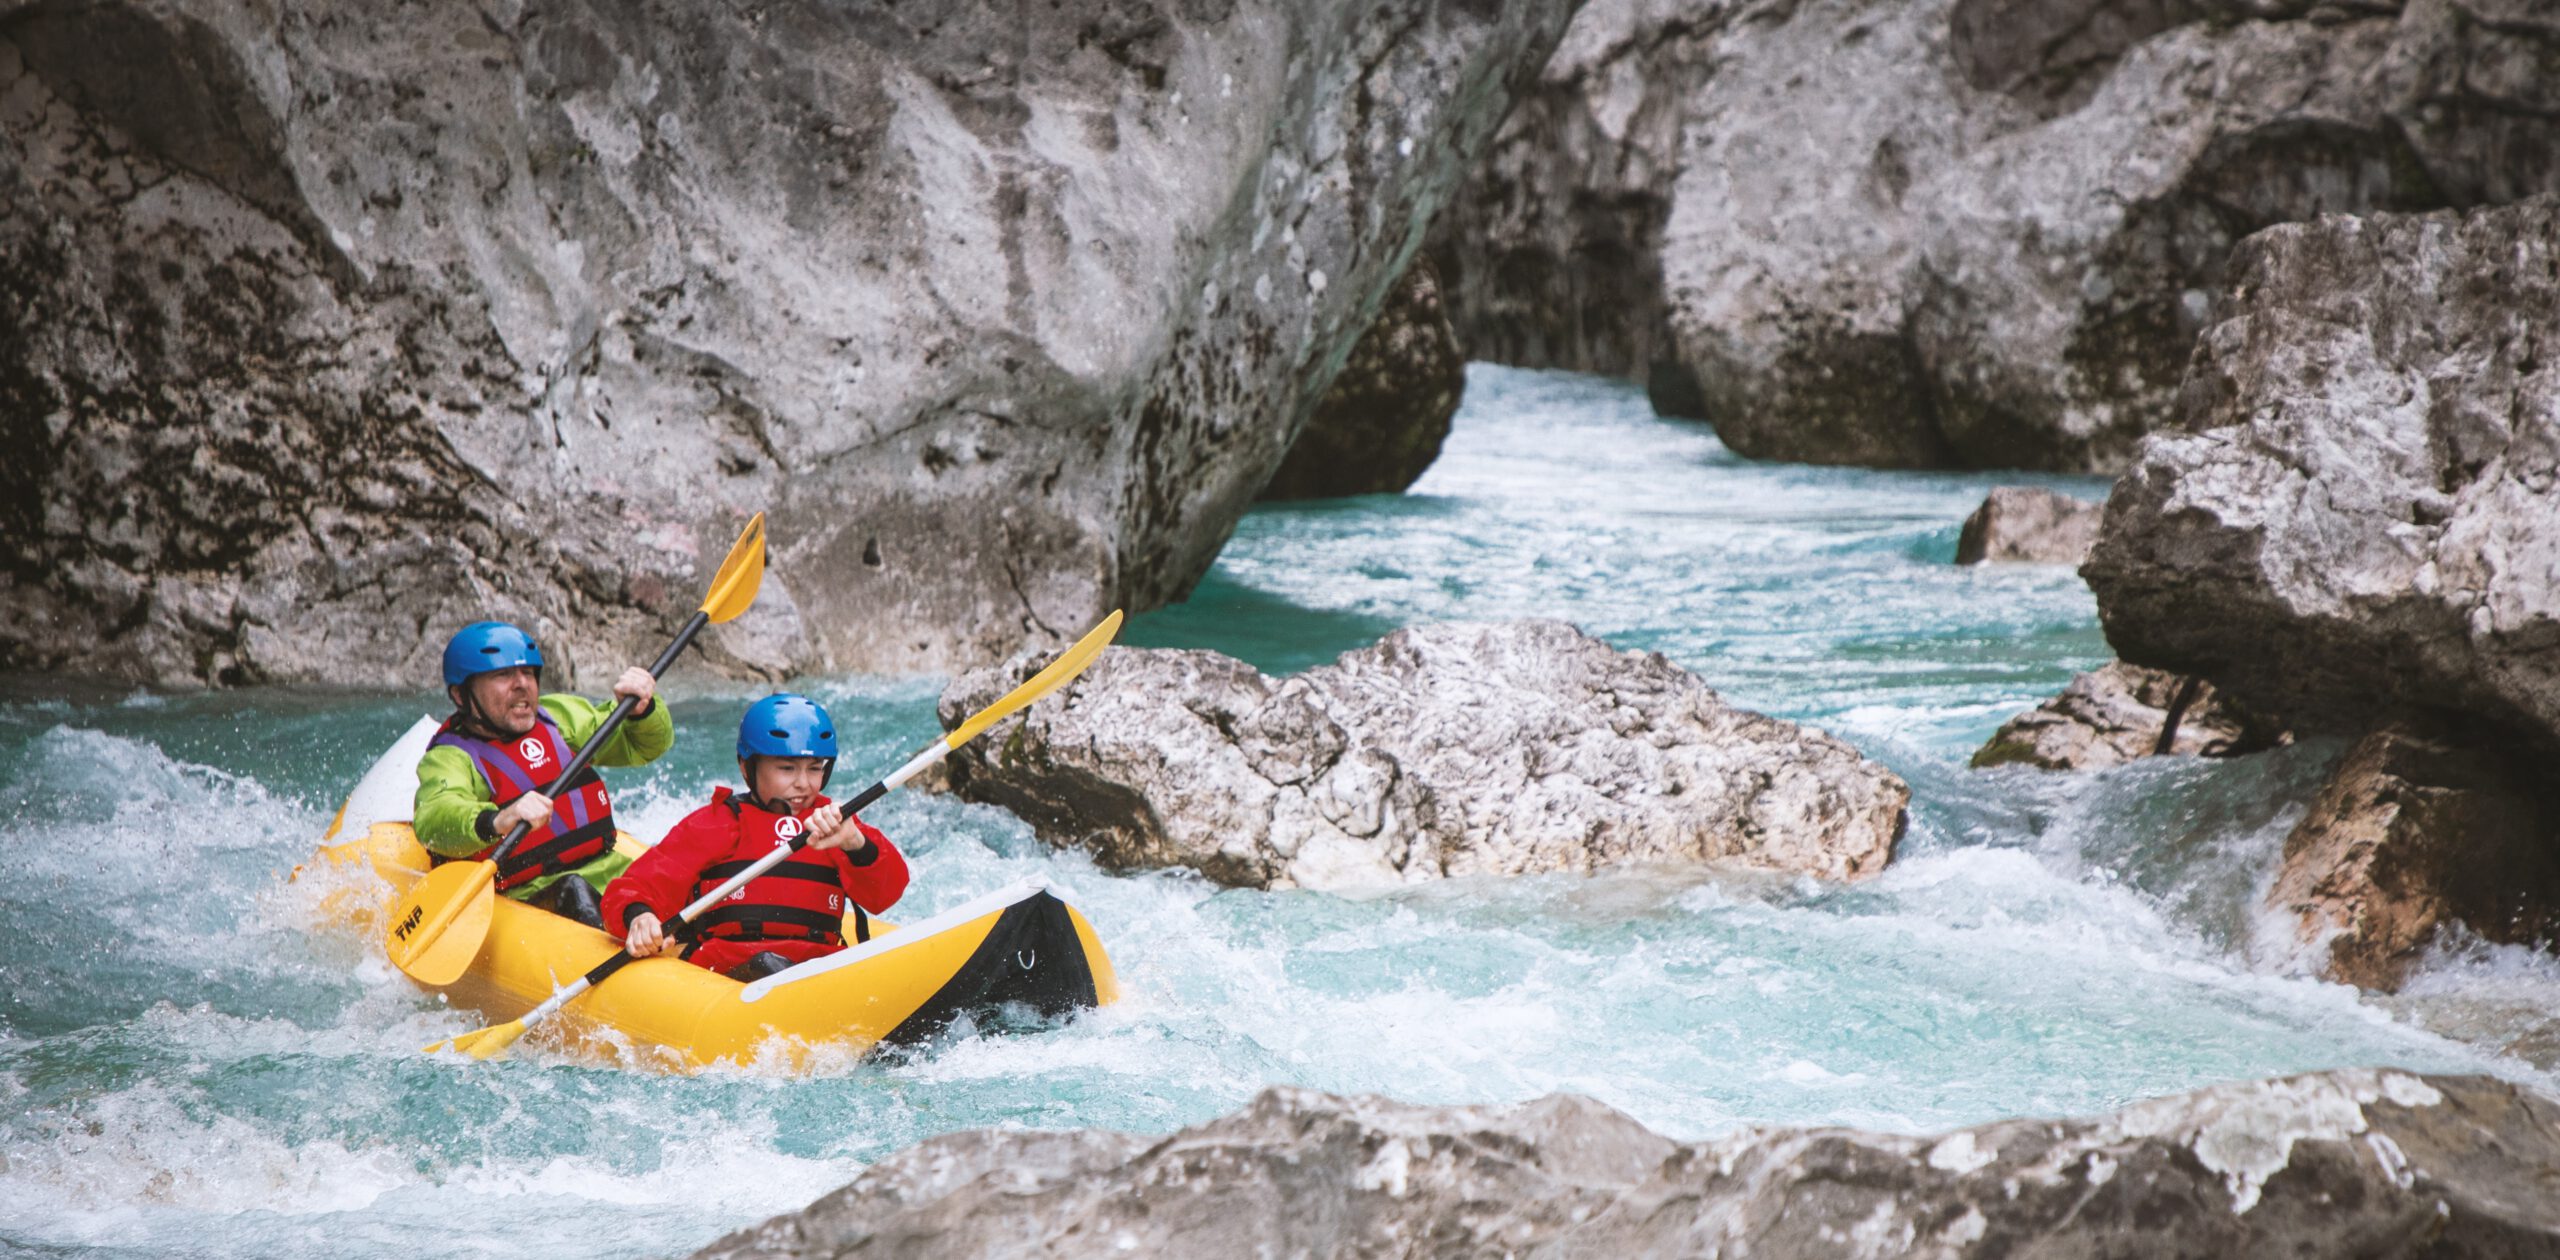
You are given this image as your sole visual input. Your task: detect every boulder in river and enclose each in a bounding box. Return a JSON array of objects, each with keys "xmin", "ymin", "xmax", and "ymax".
[
  {"xmin": 0, "ymin": 0, "xmax": 1576, "ymax": 687},
  {"xmin": 935, "ymin": 620, "xmax": 1909, "ymax": 890},
  {"xmin": 2267, "ymin": 721, "xmax": 2560, "ymax": 992},
  {"xmin": 1972, "ymin": 661, "xmax": 2280, "ymax": 771},
  {"xmin": 2084, "ymin": 196, "xmax": 2560, "ymax": 756},
  {"xmin": 691, "ymin": 1070, "xmax": 2560, "ymax": 1259},
  {"xmin": 1953, "ymin": 486, "xmax": 2102, "ymax": 565}
]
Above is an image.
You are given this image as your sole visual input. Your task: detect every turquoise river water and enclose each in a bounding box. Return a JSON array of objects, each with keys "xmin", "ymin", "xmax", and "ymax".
[{"xmin": 5, "ymin": 367, "xmax": 2556, "ymax": 1258}]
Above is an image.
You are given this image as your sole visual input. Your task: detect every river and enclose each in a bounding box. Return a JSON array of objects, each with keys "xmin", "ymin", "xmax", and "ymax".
[{"xmin": 3, "ymin": 366, "xmax": 2549, "ymax": 1258}]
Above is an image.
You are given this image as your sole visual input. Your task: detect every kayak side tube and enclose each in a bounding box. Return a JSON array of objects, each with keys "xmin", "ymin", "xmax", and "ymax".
[{"xmin": 739, "ymin": 877, "xmax": 1122, "ymax": 1047}]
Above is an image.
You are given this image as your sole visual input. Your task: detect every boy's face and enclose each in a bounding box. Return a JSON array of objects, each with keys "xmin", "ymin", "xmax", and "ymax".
[
  {"xmin": 745, "ymin": 755, "xmax": 829, "ymax": 812},
  {"xmin": 455, "ymin": 666, "xmax": 541, "ymax": 736}
]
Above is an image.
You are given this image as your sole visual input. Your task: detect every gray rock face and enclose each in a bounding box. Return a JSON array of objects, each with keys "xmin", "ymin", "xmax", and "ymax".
[
  {"xmin": 1259, "ymin": 257, "xmax": 1464, "ymax": 502},
  {"xmin": 693, "ymin": 1070, "xmax": 2560, "ymax": 1260},
  {"xmin": 1434, "ymin": 0, "xmax": 2560, "ymax": 471},
  {"xmin": 2084, "ymin": 197, "xmax": 2560, "ymax": 754},
  {"xmin": 0, "ymin": 0, "xmax": 1576, "ymax": 687},
  {"xmin": 1425, "ymin": 0, "xmax": 1719, "ymax": 412},
  {"xmin": 1953, "ymin": 486, "xmax": 2102, "ymax": 565},
  {"xmin": 936, "ymin": 620, "xmax": 1908, "ymax": 890},
  {"xmin": 2267, "ymin": 722, "xmax": 2560, "ymax": 992},
  {"xmin": 1972, "ymin": 660, "xmax": 2278, "ymax": 771}
]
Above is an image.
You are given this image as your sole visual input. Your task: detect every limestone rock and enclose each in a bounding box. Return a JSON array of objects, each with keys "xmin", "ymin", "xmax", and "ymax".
[
  {"xmin": 693, "ymin": 1070, "xmax": 2560, "ymax": 1259},
  {"xmin": 0, "ymin": 0, "xmax": 1577, "ymax": 687},
  {"xmin": 1259, "ymin": 256, "xmax": 1464, "ymax": 502},
  {"xmin": 1972, "ymin": 660, "xmax": 2279, "ymax": 771},
  {"xmin": 1424, "ymin": 0, "xmax": 1722, "ymax": 414},
  {"xmin": 1434, "ymin": 0, "xmax": 2560, "ymax": 471},
  {"xmin": 1953, "ymin": 486, "xmax": 2102, "ymax": 565},
  {"xmin": 2084, "ymin": 197, "xmax": 2560, "ymax": 753},
  {"xmin": 2267, "ymin": 722, "xmax": 2560, "ymax": 992},
  {"xmin": 936, "ymin": 620, "xmax": 1908, "ymax": 890}
]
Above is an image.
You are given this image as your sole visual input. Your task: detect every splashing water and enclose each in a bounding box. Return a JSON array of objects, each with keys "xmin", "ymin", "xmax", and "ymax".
[{"xmin": 2, "ymin": 367, "xmax": 2546, "ymax": 1258}]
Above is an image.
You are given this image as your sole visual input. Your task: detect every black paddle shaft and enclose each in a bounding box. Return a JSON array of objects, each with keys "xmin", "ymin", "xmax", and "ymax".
[{"xmin": 484, "ymin": 609, "xmax": 710, "ymax": 869}]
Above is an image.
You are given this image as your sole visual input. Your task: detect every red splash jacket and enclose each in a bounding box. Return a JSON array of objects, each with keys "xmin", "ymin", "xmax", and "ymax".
[{"xmin": 601, "ymin": 787, "xmax": 909, "ymax": 976}]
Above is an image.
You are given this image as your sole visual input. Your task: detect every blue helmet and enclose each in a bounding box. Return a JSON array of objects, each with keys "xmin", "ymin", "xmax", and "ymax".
[
  {"xmin": 738, "ymin": 693, "xmax": 837, "ymax": 761},
  {"xmin": 441, "ymin": 621, "xmax": 544, "ymax": 687}
]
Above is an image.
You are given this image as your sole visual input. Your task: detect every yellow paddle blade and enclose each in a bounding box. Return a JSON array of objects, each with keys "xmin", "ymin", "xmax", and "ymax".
[
  {"xmin": 383, "ymin": 861, "xmax": 496, "ymax": 985},
  {"xmin": 423, "ymin": 1017, "xmax": 529, "ymax": 1060},
  {"xmin": 948, "ymin": 610, "xmax": 1124, "ymax": 749},
  {"xmin": 701, "ymin": 512, "xmax": 766, "ymax": 623}
]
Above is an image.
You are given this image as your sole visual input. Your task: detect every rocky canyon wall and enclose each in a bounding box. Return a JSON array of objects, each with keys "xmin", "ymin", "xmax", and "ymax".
[
  {"xmin": 0, "ymin": 0, "xmax": 1577, "ymax": 687},
  {"xmin": 1432, "ymin": 0, "xmax": 2560, "ymax": 471}
]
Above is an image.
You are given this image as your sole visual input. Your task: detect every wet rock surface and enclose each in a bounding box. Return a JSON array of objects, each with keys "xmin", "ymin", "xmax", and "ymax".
[
  {"xmin": 2267, "ymin": 721, "xmax": 2560, "ymax": 992},
  {"xmin": 935, "ymin": 620, "xmax": 1908, "ymax": 890},
  {"xmin": 1435, "ymin": 0, "xmax": 2560, "ymax": 471},
  {"xmin": 2084, "ymin": 197, "xmax": 2560, "ymax": 755},
  {"xmin": 693, "ymin": 1070, "xmax": 2560, "ymax": 1260},
  {"xmin": 1259, "ymin": 257, "xmax": 1465, "ymax": 502},
  {"xmin": 1973, "ymin": 661, "xmax": 2278, "ymax": 771},
  {"xmin": 0, "ymin": 0, "xmax": 1576, "ymax": 687},
  {"xmin": 1953, "ymin": 486, "xmax": 2103, "ymax": 565}
]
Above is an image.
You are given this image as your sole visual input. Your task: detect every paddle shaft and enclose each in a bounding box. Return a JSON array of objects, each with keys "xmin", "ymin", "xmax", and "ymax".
[{"xmin": 481, "ymin": 611, "xmax": 709, "ymax": 869}]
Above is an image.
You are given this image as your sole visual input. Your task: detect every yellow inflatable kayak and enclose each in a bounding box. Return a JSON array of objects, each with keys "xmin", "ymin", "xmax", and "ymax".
[{"xmin": 314, "ymin": 716, "xmax": 1119, "ymax": 1069}]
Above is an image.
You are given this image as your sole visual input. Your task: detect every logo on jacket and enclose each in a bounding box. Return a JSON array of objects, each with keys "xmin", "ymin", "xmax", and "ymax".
[
  {"xmin": 774, "ymin": 816, "xmax": 805, "ymax": 842},
  {"xmin": 519, "ymin": 736, "xmax": 548, "ymax": 765}
]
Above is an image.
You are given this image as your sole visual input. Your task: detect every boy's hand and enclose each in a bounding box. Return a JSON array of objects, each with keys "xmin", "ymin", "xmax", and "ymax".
[
  {"xmin": 625, "ymin": 912, "xmax": 672, "ymax": 957},
  {"xmin": 491, "ymin": 790, "xmax": 554, "ymax": 838},
  {"xmin": 804, "ymin": 803, "xmax": 871, "ymax": 854},
  {"xmin": 612, "ymin": 667, "xmax": 656, "ymax": 713}
]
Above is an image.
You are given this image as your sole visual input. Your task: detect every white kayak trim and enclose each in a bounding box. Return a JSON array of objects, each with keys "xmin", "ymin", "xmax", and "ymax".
[
  {"xmin": 738, "ymin": 875, "xmax": 1076, "ymax": 1004},
  {"xmin": 331, "ymin": 714, "xmax": 439, "ymax": 840}
]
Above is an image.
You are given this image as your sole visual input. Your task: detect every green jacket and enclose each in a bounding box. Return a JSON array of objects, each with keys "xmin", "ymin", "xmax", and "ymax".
[{"xmin": 412, "ymin": 693, "xmax": 676, "ymax": 897}]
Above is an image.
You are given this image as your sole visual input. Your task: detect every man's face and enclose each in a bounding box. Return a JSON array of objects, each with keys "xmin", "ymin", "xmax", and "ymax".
[
  {"xmin": 459, "ymin": 666, "xmax": 542, "ymax": 737},
  {"xmin": 745, "ymin": 756, "xmax": 829, "ymax": 814}
]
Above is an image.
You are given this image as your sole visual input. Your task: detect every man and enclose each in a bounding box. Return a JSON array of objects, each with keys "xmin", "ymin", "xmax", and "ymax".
[{"xmin": 413, "ymin": 620, "xmax": 674, "ymax": 928}]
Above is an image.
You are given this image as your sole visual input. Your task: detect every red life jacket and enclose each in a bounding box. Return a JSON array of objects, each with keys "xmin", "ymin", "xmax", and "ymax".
[
  {"xmin": 429, "ymin": 710, "xmax": 616, "ymax": 891},
  {"xmin": 685, "ymin": 788, "xmax": 868, "ymax": 951}
]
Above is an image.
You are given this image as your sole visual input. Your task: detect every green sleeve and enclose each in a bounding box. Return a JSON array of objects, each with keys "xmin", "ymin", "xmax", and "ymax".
[
  {"xmin": 539, "ymin": 692, "xmax": 676, "ymax": 768},
  {"xmin": 413, "ymin": 744, "xmax": 497, "ymax": 857}
]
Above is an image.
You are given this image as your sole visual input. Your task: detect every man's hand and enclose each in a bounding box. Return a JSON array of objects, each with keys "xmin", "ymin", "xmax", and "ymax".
[
  {"xmin": 804, "ymin": 803, "xmax": 872, "ymax": 855},
  {"xmin": 624, "ymin": 911, "xmax": 674, "ymax": 957},
  {"xmin": 613, "ymin": 666, "xmax": 657, "ymax": 713},
  {"xmin": 490, "ymin": 790, "xmax": 555, "ymax": 838}
]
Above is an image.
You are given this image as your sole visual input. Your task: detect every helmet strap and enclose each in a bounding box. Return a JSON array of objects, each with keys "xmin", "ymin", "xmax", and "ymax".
[
  {"xmin": 449, "ymin": 684, "xmax": 495, "ymax": 740},
  {"xmin": 738, "ymin": 756, "xmax": 780, "ymax": 814}
]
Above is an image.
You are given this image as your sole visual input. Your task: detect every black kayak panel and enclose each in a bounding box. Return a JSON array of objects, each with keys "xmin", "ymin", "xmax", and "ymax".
[{"xmin": 881, "ymin": 889, "xmax": 1101, "ymax": 1047}]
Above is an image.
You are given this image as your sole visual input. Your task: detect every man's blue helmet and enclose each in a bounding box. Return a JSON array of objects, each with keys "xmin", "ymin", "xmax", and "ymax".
[
  {"xmin": 738, "ymin": 694, "xmax": 837, "ymax": 760},
  {"xmin": 442, "ymin": 621, "xmax": 544, "ymax": 687}
]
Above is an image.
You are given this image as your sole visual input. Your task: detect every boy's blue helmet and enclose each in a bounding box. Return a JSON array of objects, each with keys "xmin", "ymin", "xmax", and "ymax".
[
  {"xmin": 442, "ymin": 621, "xmax": 544, "ymax": 687},
  {"xmin": 739, "ymin": 694, "xmax": 837, "ymax": 760}
]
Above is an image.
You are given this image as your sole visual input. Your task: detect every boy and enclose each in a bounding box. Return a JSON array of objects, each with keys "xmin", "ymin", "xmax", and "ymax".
[{"xmin": 604, "ymin": 694, "xmax": 909, "ymax": 980}]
